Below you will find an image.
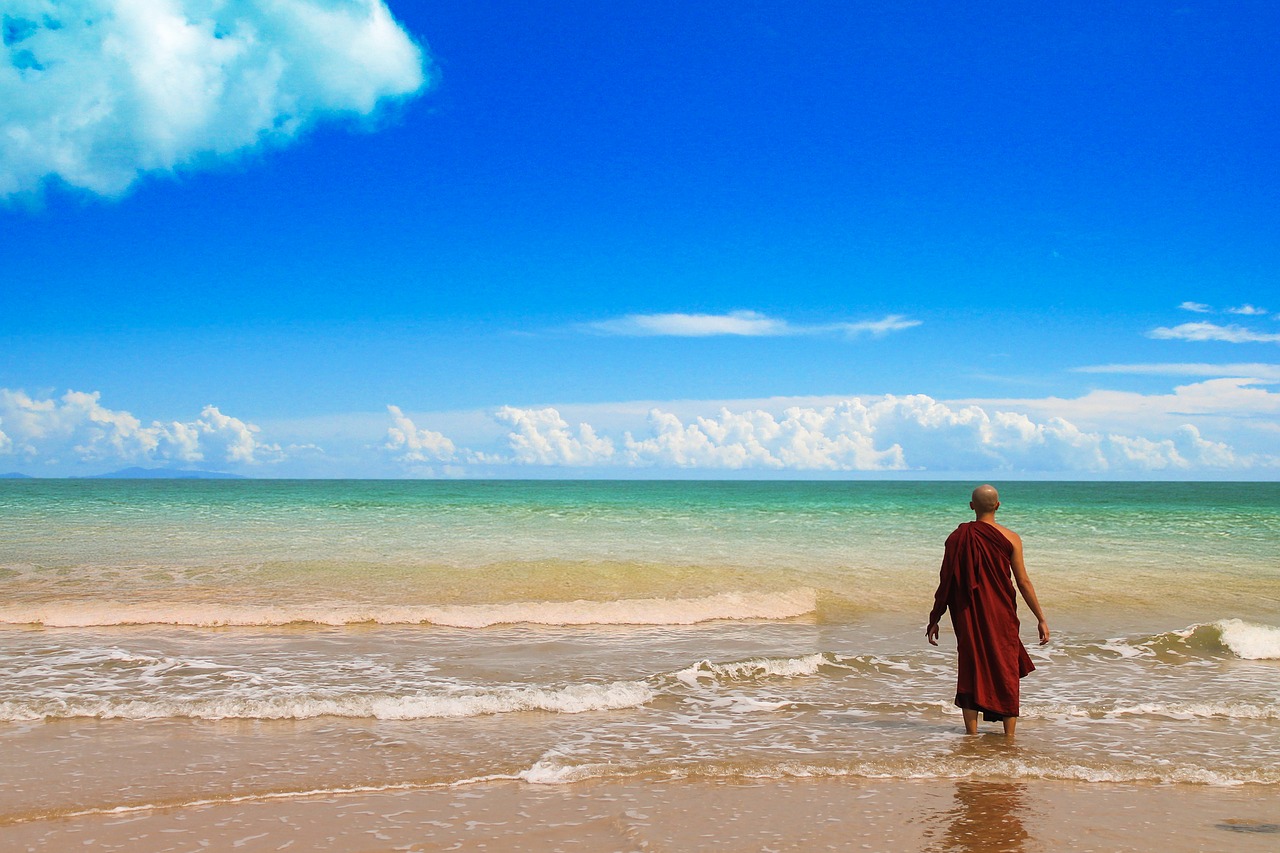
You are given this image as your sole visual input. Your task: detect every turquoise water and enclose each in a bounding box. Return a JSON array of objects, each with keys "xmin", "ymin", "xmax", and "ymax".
[
  {"xmin": 0, "ymin": 479, "xmax": 1278, "ymax": 824},
  {"xmin": 2, "ymin": 480, "xmax": 1276, "ymax": 624}
]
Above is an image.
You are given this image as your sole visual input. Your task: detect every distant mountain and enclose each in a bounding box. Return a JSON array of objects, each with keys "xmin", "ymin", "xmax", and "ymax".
[
  {"xmin": 87, "ymin": 467, "xmax": 246, "ymax": 480},
  {"xmin": 0, "ymin": 472, "xmax": 33, "ymax": 479}
]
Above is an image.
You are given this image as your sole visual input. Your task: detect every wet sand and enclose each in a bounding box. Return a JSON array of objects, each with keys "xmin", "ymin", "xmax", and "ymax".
[{"xmin": 3, "ymin": 774, "xmax": 1278, "ymax": 852}]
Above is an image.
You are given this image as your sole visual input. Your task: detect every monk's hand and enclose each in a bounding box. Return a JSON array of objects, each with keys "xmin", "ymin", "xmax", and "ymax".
[
  {"xmin": 926, "ymin": 622, "xmax": 940, "ymax": 646},
  {"xmin": 1037, "ymin": 619, "xmax": 1050, "ymax": 645}
]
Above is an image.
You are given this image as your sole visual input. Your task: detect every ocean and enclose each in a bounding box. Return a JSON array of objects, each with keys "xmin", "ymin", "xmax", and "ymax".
[{"xmin": 1, "ymin": 480, "xmax": 1278, "ymax": 847}]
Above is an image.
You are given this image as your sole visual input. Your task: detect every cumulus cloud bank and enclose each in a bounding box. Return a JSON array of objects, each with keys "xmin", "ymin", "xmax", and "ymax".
[
  {"xmin": 583, "ymin": 310, "xmax": 920, "ymax": 338},
  {"xmin": 6, "ymin": 386, "xmax": 1270, "ymax": 477},
  {"xmin": 377, "ymin": 389, "xmax": 1271, "ymax": 475},
  {"xmin": 1, "ymin": 0, "xmax": 427, "ymax": 197},
  {"xmin": 0, "ymin": 388, "xmax": 281, "ymax": 468}
]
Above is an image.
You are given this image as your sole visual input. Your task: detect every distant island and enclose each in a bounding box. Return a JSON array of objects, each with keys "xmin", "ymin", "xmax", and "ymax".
[
  {"xmin": 0, "ymin": 468, "xmax": 246, "ymax": 479},
  {"xmin": 87, "ymin": 467, "xmax": 246, "ymax": 480}
]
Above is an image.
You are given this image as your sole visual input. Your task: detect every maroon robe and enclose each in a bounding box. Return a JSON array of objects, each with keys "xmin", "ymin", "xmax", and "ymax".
[{"xmin": 929, "ymin": 521, "xmax": 1034, "ymax": 720}]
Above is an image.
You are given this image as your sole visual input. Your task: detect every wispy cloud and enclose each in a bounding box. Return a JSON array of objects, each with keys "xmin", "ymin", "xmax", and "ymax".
[
  {"xmin": 582, "ymin": 310, "xmax": 920, "ymax": 338},
  {"xmin": 1075, "ymin": 363, "xmax": 1280, "ymax": 381},
  {"xmin": 1148, "ymin": 322, "xmax": 1280, "ymax": 344},
  {"xmin": 1226, "ymin": 304, "xmax": 1269, "ymax": 316},
  {"xmin": 586, "ymin": 311, "xmax": 788, "ymax": 337},
  {"xmin": 1179, "ymin": 301, "xmax": 1213, "ymax": 313},
  {"xmin": 1, "ymin": 0, "xmax": 428, "ymax": 198},
  {"xmin": 833, "ymin": 315, "xmax": 922, "ymax": 336}
]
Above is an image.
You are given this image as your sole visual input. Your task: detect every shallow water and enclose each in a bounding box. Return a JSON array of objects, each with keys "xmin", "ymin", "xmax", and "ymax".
[{"xmin": 0, "ymin": 480, "xmax": 1277, "ymax": 824}]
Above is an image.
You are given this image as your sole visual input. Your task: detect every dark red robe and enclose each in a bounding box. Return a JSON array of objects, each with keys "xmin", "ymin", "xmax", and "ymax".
[{"xmin": 929, "ymin": 521, "xmax": 1034, "ymax": 720}]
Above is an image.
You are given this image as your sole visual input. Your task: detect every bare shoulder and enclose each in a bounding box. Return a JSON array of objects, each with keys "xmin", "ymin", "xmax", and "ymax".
[{"xmin": 992, "ymin": 522, "xmax": 1022, "ymax": 549}]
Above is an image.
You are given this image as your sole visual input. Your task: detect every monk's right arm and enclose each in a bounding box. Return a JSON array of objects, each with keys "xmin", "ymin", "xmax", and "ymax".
[
  {"xmin": 1010, "ymin": 540, "xmax": 1050, "ymax": 644},
  {"xmin": 926, "ymin": 551, "xmax": 951, "ymax": 646}
]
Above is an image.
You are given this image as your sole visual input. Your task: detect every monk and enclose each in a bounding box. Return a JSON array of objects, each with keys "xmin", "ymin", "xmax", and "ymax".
[{"xmin": 926, "ymin": 484, "xmax": 1049, "ymax": 736}]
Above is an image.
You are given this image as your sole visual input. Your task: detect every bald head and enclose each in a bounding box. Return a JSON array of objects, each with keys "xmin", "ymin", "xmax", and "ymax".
[{"xmin": 970, "ymin": 484, "xmax": 1000, "ymax": 515}]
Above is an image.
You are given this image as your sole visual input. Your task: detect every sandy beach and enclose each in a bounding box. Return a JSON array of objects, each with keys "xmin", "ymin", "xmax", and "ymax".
[{"xmin": 4, "ymin": 773, "xmax": 1279, "ymax": 851}]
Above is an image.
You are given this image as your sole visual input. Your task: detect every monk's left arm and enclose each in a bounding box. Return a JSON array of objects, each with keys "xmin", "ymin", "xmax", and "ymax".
[{"xmin": 1010, "ymin": 541, "xmax": 1050, "ymax": 645}]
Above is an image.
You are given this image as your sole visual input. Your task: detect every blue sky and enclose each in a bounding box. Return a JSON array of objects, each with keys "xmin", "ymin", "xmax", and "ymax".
[{"xmin": 2, "ymin": 1, "xmax": 1278, "ymax": 477}]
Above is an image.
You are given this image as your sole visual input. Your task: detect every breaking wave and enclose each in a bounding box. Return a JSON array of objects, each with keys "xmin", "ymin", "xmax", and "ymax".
[
  {"xmin": 0, "ymin": 649, "xmax": 858, "ymax": 722},
  {"xmin": 0, "ymin": 588, "xmax": 818, "ymax": 629},
  {"xmin": 0, "ymin": 680, "xmax": 656, "ymax": 722},
  {"xmin": 1113, "ymin": 619, "xmax": 1280, "ymax": 661}
]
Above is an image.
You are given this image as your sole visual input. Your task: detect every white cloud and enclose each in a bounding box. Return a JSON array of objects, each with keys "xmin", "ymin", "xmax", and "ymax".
[
  {"xmin": 383, "ymin": 405, "xmax": 454, "ymax": 462},
  {"xmin": 1226, "ymin": 304, "xmax": 1268, "ymax": 316},
  {"xmin": 478, "ymin": 394, "xmax": 1268, "ymax": 473},
  {"xmin": 1179, "ymin": 301, "xmax": 1212, "ymax": 313},
  {"xmin": 0, "ymin": 389, "xmax": 281, "ymax": 468},
  {"xmin": 959, "ymin": 379, "xmax": 1280, "ymax": 453},
  {"xmin": 196, "ymin": 404, "xmax": 282, "ymax": 463},
  {"xmin": 494, "ymin": 406, "xmax": 615, "ymax": 465},
  {"xmin": 1147, "ymin": 322, "xmax": 1280, "ymax": 344},
  {"xmin": 1074, "ymin": 363, "xmax": 1280, "ymax": 381},
  {"xmin": 6, "ymin": 385, "xmax": 1272, "ymax": 477},
  {"xmin": 582, "ymin": 310, "xmax": 920, "ymax": 338},
  {"xmin": 833, "ymin": 314, "xmax": 922, "ymax": 336},
  {"xmin": 1, "ymin": 0, "xmax": 427, "ymax": 197},
  {"xmin": 587, "ymin": 310, "xmax": 788, "ymax": 337},
  {"xmin": 1106, "ymin": 425, "xmax": 1237, "ymax": 470}
]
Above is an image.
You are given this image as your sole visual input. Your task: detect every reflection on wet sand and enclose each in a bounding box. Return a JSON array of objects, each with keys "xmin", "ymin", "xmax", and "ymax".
[
  {"xmin": 931, "ymin": 780, "xmax": 1032, "ymax": 852},
  {"xmin": 924, "ymin": 739, "xmax": 1035, "ymax": 852}
]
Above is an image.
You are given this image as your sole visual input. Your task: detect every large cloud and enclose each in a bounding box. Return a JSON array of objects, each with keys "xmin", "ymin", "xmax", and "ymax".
[
  {"xmin": 494, "ymin": 406, "xmax": 615, "ymax": 466},
  {"xmin": 1, "ymin": 0, "xmax": 427, "ymax": 197},
  {"xmin": 965, "ymin": 378, "xmax": 1280, "ymax": 435},
  {"xmin": 0, "ymin": 388, "xmax": 282, "ymax": 468},
  {"xmin": 474, "ymin": 393, "xmax": 1269, "ymax": 473},
  {"xmin": 383, "ymin": 404, "xmax": 454, "ymax": 462},
  {"xmin": 621, "ymin": 403, "xmax": 901, "ymax": 470}
]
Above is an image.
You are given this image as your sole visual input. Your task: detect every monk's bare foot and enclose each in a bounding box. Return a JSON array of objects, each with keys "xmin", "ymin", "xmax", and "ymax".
[
  {"xmin": 1003, "ymin": 718, "xmax": 1017, "ymax": 737},
  {"xmin": 962, "ymin": 708, "xmax": 979, "ymax": 735}
]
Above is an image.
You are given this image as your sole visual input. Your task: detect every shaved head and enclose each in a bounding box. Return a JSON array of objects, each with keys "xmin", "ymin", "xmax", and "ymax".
[{"xmin": 971, "ymin": 484, "xmax": 1000, "ymax": 514}]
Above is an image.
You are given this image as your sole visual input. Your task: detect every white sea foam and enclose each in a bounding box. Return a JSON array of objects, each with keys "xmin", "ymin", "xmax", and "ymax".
[
  {"xmin": 670, "ymin": 652, "xmax": 835, "ymax": 687},
  {"xmin": 1022, "ymin": 701, "xmax": 1280, "ymax": 721},
  {"xmin": 512, "ymin": 755, "xmax": 1280, "ymax": 788},
  {"xmin": 0, "ymin": 680, "xmax": 655, "ymax": 722},
  {"xmin": 1214, "ymin": 619, "xmax": 1280, "ymax": 660},
  {"xmin": 0, "ymin": 588, "xmax": 817, "ymax": 628},
  {"xmin": 520, "ymin": 759, "xmax": 635, "ymax": 785}
]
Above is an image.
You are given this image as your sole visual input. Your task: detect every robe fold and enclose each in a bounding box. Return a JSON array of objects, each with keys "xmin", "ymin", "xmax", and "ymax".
[{"xmin": 929, "ymin": 521, "xmax": 1034, "ymax": 720}]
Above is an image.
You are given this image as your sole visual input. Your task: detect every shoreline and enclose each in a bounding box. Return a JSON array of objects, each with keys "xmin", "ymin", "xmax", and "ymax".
[{"xmin": 3, "ymin": 775, "xmax": 1278, "ymax": 851}]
